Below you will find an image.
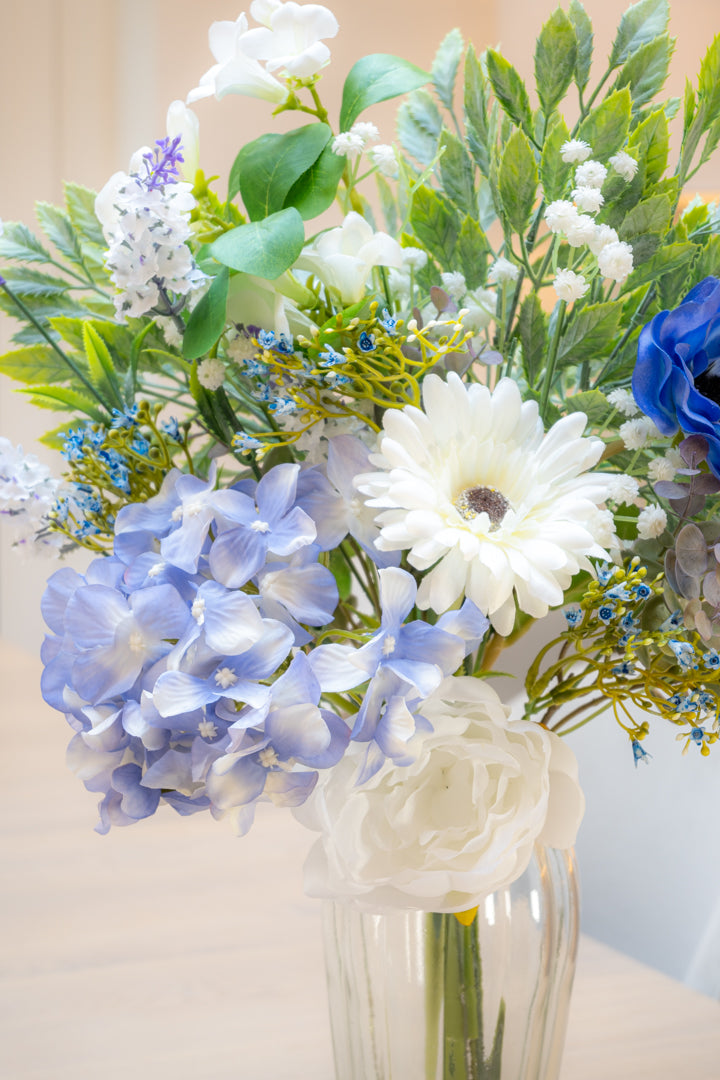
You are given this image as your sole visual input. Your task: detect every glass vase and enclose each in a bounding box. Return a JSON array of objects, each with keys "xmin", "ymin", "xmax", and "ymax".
[{"xmin": 321, "ymin": 845, "xmax": 579, "ymax": 1080}]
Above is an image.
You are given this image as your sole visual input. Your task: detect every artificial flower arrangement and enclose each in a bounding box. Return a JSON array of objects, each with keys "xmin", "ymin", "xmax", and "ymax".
[{"xmin": 1, "ymin": 0, "xmax": 720, "ymax": 1072}]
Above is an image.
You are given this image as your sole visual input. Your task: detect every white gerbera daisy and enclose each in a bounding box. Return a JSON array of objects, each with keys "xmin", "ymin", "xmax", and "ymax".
[{"xmin": 357, "ymin": 374, "xmax": 616, "ymax": 635}]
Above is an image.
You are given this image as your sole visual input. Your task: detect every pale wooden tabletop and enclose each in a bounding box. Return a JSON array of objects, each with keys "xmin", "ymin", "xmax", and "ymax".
[{"xmin": 2, "ymin": 641, "xmax": 719, "ymax": 1080}]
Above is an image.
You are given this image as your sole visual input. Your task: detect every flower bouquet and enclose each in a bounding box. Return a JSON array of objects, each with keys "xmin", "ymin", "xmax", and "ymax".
[{"xmin": 2, "ymin": 0, "xmax": 720, "ymax": 1075}]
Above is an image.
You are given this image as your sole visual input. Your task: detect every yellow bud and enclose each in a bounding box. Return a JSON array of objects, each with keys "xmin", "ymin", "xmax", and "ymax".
[{"xmin": 454, "ymin": 906, "xmax": 478, "ymax": 927}]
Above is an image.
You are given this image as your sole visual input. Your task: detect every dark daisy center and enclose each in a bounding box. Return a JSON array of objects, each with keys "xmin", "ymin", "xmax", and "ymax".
[{"xmin": 455, "ymin": 485, "xmax": 510, "ymax": 526}]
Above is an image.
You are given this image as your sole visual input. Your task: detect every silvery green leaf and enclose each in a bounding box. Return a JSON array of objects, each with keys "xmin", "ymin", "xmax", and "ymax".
[
  {"xmin": 609, "ymin": 0, "xmax": 670, "ymax": 68},
  {"xmin": 568, "ymin": 0, "xmax": 593, "ymax": 92},
  {"xmin": 675, "ymin": 523, "xmax": 708, "ymax": 578},
  {"xmin": 464, "ymin": 46, "xmax": 491, "ymax": 176},
  {"xmin": 534, "ymin": 8, "xmax": 577, "ymax": 116},
  {"xmin": 432, "ymin": 29, "xmax": 464, "ymax": 111},
  {"xmin": 228, "ymin": 124, "xmax": 331, "ymax": 221},
  {"xmin": 0, "ymin": 221, "xmax": 52, "ymax": 264},
  {"xmin": 340, "ymin": 54, "xmax": 430, "ymax": 131},
  {"xmin": 209, "ymin": 208, "xmax": 305, "ymax": 280},
  {"xmin": 439, "ymin": 128, "xmax": 475, "ymax": 211},
  {"xmin": 35, "ymin": 203, "xmax": 85, "ymax": 267},
  {"xmin": 397, "ymin": 89, "xmax": 442, "ymax": 165}
]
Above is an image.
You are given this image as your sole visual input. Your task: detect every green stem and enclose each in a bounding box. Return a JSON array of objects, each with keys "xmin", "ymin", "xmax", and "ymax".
[{"xmin": 539, "ymin": 299, "xmax": 566, "ymax": 420}]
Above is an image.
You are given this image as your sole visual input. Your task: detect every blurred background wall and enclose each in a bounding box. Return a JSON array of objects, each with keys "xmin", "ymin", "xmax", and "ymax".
[{"xmin": 1, "ymin": 0, "xmax": 719, "ymax": 992}]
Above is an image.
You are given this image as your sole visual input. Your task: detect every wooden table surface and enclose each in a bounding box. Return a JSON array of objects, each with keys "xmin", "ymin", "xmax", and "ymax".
[{"xmin": 2, "ymin": 641, "xmax": 720, "ymax": 1080}]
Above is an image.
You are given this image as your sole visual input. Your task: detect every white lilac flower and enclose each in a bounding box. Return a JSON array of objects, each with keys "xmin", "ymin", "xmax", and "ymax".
[
  {"xmin": 597, "ymin": 240, "xmax": 634, "ymax": 283},
  {"xmin": 609, "ymin": 151, "xmax": 639, "ymax": 182},
  {"xmin": 606, "ymin": 474, "xmax": 640, "ymax": 504},
  {"xmin": 648, "ymin": 456, "xmax": 677, "ymax": 482},
  {"xmin": 295, "ymin": 211, "xmax": 404, "ymax": 304},
  {"xmin": 440, "ymin": 271, "xmax": 467, "ymax": 301},
  {"xmin": 574, "ymin": 160, "xmax": 607, "ymax": 189},
  {"xmin": 487, "ymin": 257, "xmax": 520, "ymax": 284},
  {"xmin": 369, "ymin": 144, "xmax": 398, "ymax": 177},
  {"xmin": 166, "ymin": 100, "xmax": 200, "ymax": 181},
  {"xmin": 331, "ymin": 131, "xmax": 365, "ymax": 158},
  {"xmin": 553, "ymin": 269, "xmax": 589, "ymax": 302},
  {"xmin": 241, "ymin": 0, "xmax": 339, "ymax": 78},
  {"xmin": 560, "ymin": 139, "xmax": 592, "ymax": 163},
  {"xmin": 401, "ymin": 247, "xmax": 428, "ymax": 271},
  {"xmin": 588, "ymin": 223, "xmax": 619, "ymax": 256},
  {"xmin": 357, "ymin": 373, "xmax": 615, "ymax": 635},
  {"xmin": 565, "ymin": 213, "xmax": 597, "ymax": 247},
  {"xmin": 544, "ymin": 200, "xmax": 578, "ymax": 234},
  {"xmin": 572, "ymin": 186, "xmax": 604, "ymax": 214},
  {"xmin": 637, "ymin": 504, "xmax": 668, "ymax": 539},
  {"xmin": 606, "ymin": 387, "xmax": 639, "ymax": 417},
  {"xmin": 186, "ymin": 13, "xmax": 288, "ymax": 104},
  {"xmin": 197, "ymin": 357, "xmax": 226, "ymax": 390},
  {"xmin": 619, "ymin": 417, "xmax": 658, "ymax": 450},
  {"xmin": 462, "ymin": 287, "xmax": 496, "ymax": 331},
  {"xmin": 297, "ymin": 675, "xmax": 584, "ymax": 911}
]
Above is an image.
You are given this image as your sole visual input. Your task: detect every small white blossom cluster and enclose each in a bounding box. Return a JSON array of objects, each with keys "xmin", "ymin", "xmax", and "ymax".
[
  {"xmin": 332, "ymin": 121, "xmax": 397, "ymax": 176},
  {"xmin": 487, "ymin": 256, "xmax": 520, "ymax": 284},
  {"xmin": 637, "ymin": 504, "xmax": 668, "ymax": 539},
  {"xmin": 647, "ymin": 448, "xmax": 684, "ymax": 482},
  {"xmin": 439, "ymin": 271, "xmax": 496, "ymax": 332},
  {"xmin": 619, "ymin": 416, "xmax": 663, "ymax": 450},
  {"xmin": 606, "ymin": 387, "xmax": 640, "ymax": 417},
  {"xmin": 0, "ymin": 438, "xmax": 62, "ymax": 556},
  {"xmin": 95, "ymin": 147, "xmax": 206, "ymax": 322},
  {"xmin": 197, "ymin": 357, "xmax": 227, "ymax": 391}
]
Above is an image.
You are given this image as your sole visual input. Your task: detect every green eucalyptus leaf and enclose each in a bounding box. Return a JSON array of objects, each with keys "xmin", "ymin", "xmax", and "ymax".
[
  {"xmin": 486, "ymin": 50, "xmax": 533, "ymax": 135},
  {"xmin": 183, "ymin": 266, "xmax": 229, "ymax": 361},
  {"xmin": 340, "ymin": 54, "xmax": 429, "ymax": 132},
  {"xmin": 0, "ymin": 222, "xmax": 52, "ymax": 264},
  {"xmin": 397, "ymin": 89, "xmax": 442, "ymax": 165},
  {"xmin": 439, "ymin": 128, "xmax": 475, "ymax": 212},
  {"xmin": 568, "ymin": 0, "xmax": 594, "ymax": 92},
  {"xmin": 228, "ymin": 124, "xmax": 331, "ymax": 220},
  {"xmin": 63, "ymin": 182, "xmax": 105, "ymax": 248},
  {"xmin": 432, "ymin": 28, "xmax": 464, "ymax": 111},
  {"xmin": 577, "ymin": 88, "xmax": 632, "ymax": 160},
  {"xmin": 557, "ymin": 301, "xmax": 623, "ymax": 365},
  {"xmin": 284, "ymin": 143, "xmax": 346, "ymax": 220},
  {"xmin": 209, "ymin": 208, "xmax": 305, "ymax": 280},
  {"xmin": 498, "ymin": 129, "xmax": 538, "ymax": 234},
  {"xmin": 518, "ymin": 292, "xmax": 548, "ymax": 388},
  {"xmin": 534, "ymin": 8, "xmax": 578, "ymax": 116},
  {"xmin": 410, "ymin": 185, "xmax": 460, "ymax": 266},
  {"xmin": 609, "ymin": 0, "xmax": 670, "ymax": 68},
  {"xmin": 453, "ymin": 215, "xmax": 490, "ymax": 289},
  {"xmin": 540, "ymin": 117, "xmax": 572, "ymax": 202}
]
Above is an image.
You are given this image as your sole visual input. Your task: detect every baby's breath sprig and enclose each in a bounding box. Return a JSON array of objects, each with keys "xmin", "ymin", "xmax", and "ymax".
[{"xmin": 524, "ymin": 559, "xmax": 720, "ymax": 758}]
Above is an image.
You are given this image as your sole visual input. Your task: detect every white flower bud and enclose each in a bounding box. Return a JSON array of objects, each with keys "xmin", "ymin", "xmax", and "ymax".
[
  {"xmin": 553, "ymin": 269, "xmax": 589, "ymax": 302},
  {"xmin": 597, "ymin": 240, "xmax": 634, "ymax": 283},
  {"xmin": 608, "ymin": 151, "xmax": 639, "ymax": 182},
  {"xmin": 560, "ymin": 139, "xmax": 592, "ymax": 163},
  {"xmin": 574, "ymin": 160, "xmax": 607, "ymax": 189}
]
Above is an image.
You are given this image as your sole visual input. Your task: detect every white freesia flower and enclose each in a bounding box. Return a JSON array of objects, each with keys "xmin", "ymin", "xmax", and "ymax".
[
  {"xmin": 226, "ymin": 271, "xmax": 317, "ymax": 337},
  {"xmin": 609, "ymin": 150, "xmax": 639, "ymax": 182},
  {"xmin": 597, "ymin": 240, "xmax": 634, "ymax": 282},
  {"xmin": 560, "ymin": 139, "xmax": 592, "ymax": 163},
  {"xmin": 357, "ymin": 373, "xmax": 615, "ymax": 635},
  {"xmin": 242, "ymin": 0, "xmax": 339, "ymax": 78},
  {"xmin": 187, "ymin": 13, "xmax": 288, "ymax": 105},
  {"xmin": 166, "ymin": 100, "xmax": 200, "ymax": 181},
  {"xmin": 297, "ymin": 676, "xmax": 584, "ymax": 912},
  {"xmin": 637, "ymin": 505, "xmax": 668, "ymax": 539},
  {"xmin": 295, "ymin": 212, "xmax": 404, "ymax": 304},
  {"xmin": 553, "ymin": 269, "xmax": 589, "ymax": 302}
]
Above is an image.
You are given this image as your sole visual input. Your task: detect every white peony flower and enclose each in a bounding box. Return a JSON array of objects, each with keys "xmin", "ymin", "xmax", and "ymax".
[
  {"xmin": 197, "ymin": 357, "xmax": 226, "ymax": 390},
  {"xmin": 357, "ymin": 374, "xmax": 615, "ymax": 635},
  {"xmin": 588, "ymin": 224, "xmax": 619, "ymax": 257},
  {"xmin": 186, "ymin": 12, "xmax": 288, "ymax": 104},
  {"xmin": 544, "ymin": 200, "xmax": 578, "ymax": 234},
  {"xmin": 609, "ymin": 151, "xmax": 639, "ymax": 182},
  {"xmin": 572, "ymin": 186, "xmax": 604, "ymax": 214},
  {"xmin": 605, "ymin": 474, "xmax": 640, "ymax": 504},
  {"xmin": 369, "ymin": 144, "xmax": 398, "ymax": 177},
  {"xmin": 297, "ymin": 676, "xmax": 585, "ymax": 912},
  {"xmin": 553, "ymin": 268, "xmax": 589, "ymax": 302},
  {"xmin": 597, "ymin": 240, "xmax": 634, "ymax": 283},
  {"xmin": 637, "ymin": 504, "xmax": 668, "ymax": 539},
  {"xmin": 440, "ymin": 271, "xmax": 467, "ymax": 301},
  {"xmin": 574, "ymin": 160, "xmax": 607, "ymax": 189},
  {"xmin": 166, "ymin": 100, "xmax": 200, "ymax": 181},
  {"xmin": 560, "ymin": 139, "xmax": 592, "ymax": 164},
  {"xmin": 241, "ymin": 0, "xmax": 339, "ymax": 78},
  {"xmin": 487, "ymin": 257, "xmax": 519, "ymax": 284},
  {"xmin": 606, "ymin": 387, "xmax": 639, "ymax": 417},
  {"xmin": 295, "ymin": 211, "xmax": 404, "ymax": 304}
]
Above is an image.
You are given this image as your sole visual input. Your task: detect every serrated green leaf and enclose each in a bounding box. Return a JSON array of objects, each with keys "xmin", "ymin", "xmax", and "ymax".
[
  {"xmin": 612, "ymin": 34, "xmax": 674, "ymax": 110},
  {"xmin": 577, "ymin": 88, "xmax": 632, "ymax": 160},
  {"xmin": 464, "ymin": 46, "xmax": 491, "ymax": 176},
  {"xmin": 628, "ymin": 108, "xmax": 669, "ymax": 185},
  {"xmin": 453, "ymin": 216, "xmax": 490, "ymax": 289},
  {"xmin": 83, "ymin": 323, "xmax": 123, "ymax": 410},
  {"xmin": 694, "ymin": 235, "xmax": 720, "ymax": 281},
  {"xmin": 35, "ymin": 203, "xmax": 85, "ymax": 267},
  {"xmin": 340, "ymin": 54, "xmax": 429, "ymax": 132},
  {"xmin": 377, "ymin": 175, "xmax": 398, "ymax": 235},
  {"xmin": 619, "ymin": 193, "xmax": 673, "ymax": 247},
  {"xmin": 183, "ymin": 266, "xmax": 229, "ymax": 361},
  {"xmin": 699, "ymin": 116, "xmax": 720, "ymax": 169},
  {"xmin": 534, "ymin": 8, "xmax": 578, "ymax": 116},
  {"xmin": 0, "ymin": 268, "xmax": 69, "ymax": 299},
  {"xmin": 228, "ymin": 124, "xmax": 331, "ymax": 221},
  {"xmin": 21, "ymin": 384, "xmax": 106, "ymax": 422},
  {"xmin": 63, "ymin": 182, "xmax": 105, "ymax": 248},
  {"xmin": 209, "ymin": 208, "xmax": 305, "ymax": 280},
  {"xmin": 698, "ymin": 32, "xmax": 720, "ymax": 119},
  {"xmin": 38, "ymin": 421, "xmax": 77, "ymax": 451},
  {"xmin": 498, "ymin": 129, "xmax": 538, "ymax": 234},
  {"xmin": 0, "ymin": 222, "xmax": 52, "ymax": 264},
  {"xmin": 557, "ymin": 301, "xmax": 623, "ymax": 365},
  {"xmin": 0, "ymin": 344, "xmax": 77, "ymax": 385},
  {"xmin": 439, "ymin": 128, "xmax": 475, "ymax": 211},
  {"xmin": 0, "ymin": 291, "xmax": 90, "ymax": 328},
  {"xmin": 683, "ymin": 78, "xmax": 696, "ymax": 137},
  {"xmin": 609, "ymin": 0, "xmax": 670, "ymax": 68},
  {"xmin": 568, "ymin": 0, "xmax": 594, "ymax": 92},
  {"xmin": 540, "ymin": 117, "xmax": 572, "ymax": 202},
  {"xmin": 284, "ymin": 143, "xmax": 345, "ymax": 220},
  {"xmin": 486, "ymin": 50, "xmax": 533, "ymax": 135},
  {"xmin": 477, "ymin": 176, "xmax": 497, "ymax": 232},
  {"xmin": 518, "ymin": 293, "xmax": 548, "ymax": 387},
  {"xmin": 397, "ymin": 89, "xmax": 442, "ymax": 165},
  {"xmin": 410, "ymin": 185, "xmax": 460, "ymax": 266},
  {"xmin": 564, "ymin": 389, "xmax": 610, "ymax": 425},
  {"xmin": 432, "ymin": 28, "xmax": 463, "ymax": 110}
]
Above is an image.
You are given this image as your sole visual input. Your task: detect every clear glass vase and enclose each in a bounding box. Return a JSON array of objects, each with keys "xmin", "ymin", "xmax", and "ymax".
[{"xmin": 322, "ymin": 846, "xmax": 579, "ymax": 1080}]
